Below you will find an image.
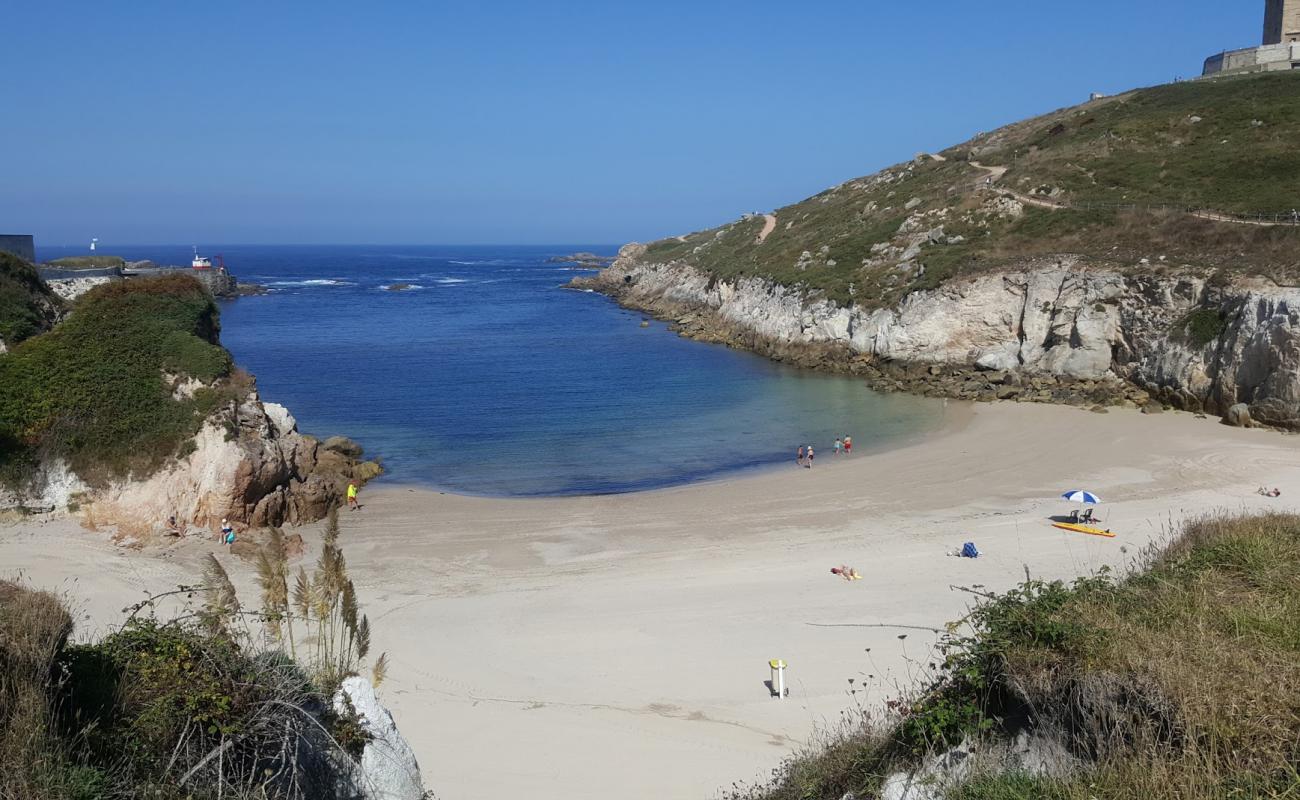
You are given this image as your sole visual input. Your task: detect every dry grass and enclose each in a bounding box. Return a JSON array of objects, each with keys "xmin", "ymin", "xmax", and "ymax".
[{"xmin": 0, "ymin": 581, "xmax": 78, "ymax": 800}]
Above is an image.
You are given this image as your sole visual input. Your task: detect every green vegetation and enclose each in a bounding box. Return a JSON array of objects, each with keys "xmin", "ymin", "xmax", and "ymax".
[
  {"xmin": 972, "ymin": 72, "xmax": 1300, "ymax": 213},
  {"xmin": 730, "ymin": 512, "xmax": 1300, "ymax": 800},
  {"xmin": 0, "ymin": 252, "xmax": 62, "ymax": 347},
  {"xmin": 0, "ymin": 511, "xmax": 391, "ymax": 799},
  {"xmin": 0, "ymin": 273, "xmax": 236, "ymax": 488},
  {"xmin": 44, "ymin": 256, "xmax": 128, "ymax": 270},
  {"xmin": 643, "ymin": 72, "xmax": 1300, "ymax": 305},
  {"xmin": 1179, "ymin": 307, "xmax": 1229, "ymax": 347}
]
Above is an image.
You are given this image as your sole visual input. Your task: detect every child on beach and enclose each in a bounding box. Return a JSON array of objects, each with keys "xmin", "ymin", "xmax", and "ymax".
[
  {"xmin": 219, "ymin": 518, "xmax": 235, "ymax": 545},
  {"xmin": 806, "ymin": 445, "xmax": 815, "ymax": 468},
  {"xmin": 797, "ymin": 446, "xmax": 805, "ymax": 466},
  {"xmin": 844, "ymin": 435, "xmax": 852, "ymax": 455},
  {"xmin": 834, "ymin": 438, "xmax": 843, "ymax": 455},
  {"xmin": 347, "ymin": 481, "xmax": 359, "ymax": 510}
]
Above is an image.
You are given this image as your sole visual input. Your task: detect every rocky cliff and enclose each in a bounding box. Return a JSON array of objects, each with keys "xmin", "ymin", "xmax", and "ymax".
[
  {"xmin": 0, "ymin": 271, "xmax": 379, "ymax": 531},
  {"xmin": 6, "ymin": 382, "xmax": 381, "ymax": 533},
  {"xmin": 83, "ymin": 392, "xmax": 379, "ymax": 534},
  {"xmin": 576, "ymin": 245, "xmax": 1300, "ymax": 426}
]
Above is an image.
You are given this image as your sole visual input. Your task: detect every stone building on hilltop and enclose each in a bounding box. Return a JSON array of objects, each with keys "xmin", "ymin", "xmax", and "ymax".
[
  {"xmin": 0, "ymin": 234, "xmax": 35, "ymax": 262},
  {"xmin": 1265, "ymin": 0, "xmax": 1300, "ymax": 44},
  {"xmin": 1204, "ymin": 0, "xmax": 1300, "ymax": 75}
]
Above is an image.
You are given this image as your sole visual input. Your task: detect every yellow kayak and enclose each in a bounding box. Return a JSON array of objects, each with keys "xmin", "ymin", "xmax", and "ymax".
[{"xmin": 1052, "ymin": 522, "xmax": 1116, "ymax": 538}]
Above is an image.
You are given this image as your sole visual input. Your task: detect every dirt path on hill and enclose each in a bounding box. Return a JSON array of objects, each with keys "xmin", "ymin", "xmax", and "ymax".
[
  {"xmin": 755, "ymin": 213, "xmax": 777, "ymax": 244},
  {"xmin": 964, "ymin": 158, "xmax": 1296, "ymax": 225}
]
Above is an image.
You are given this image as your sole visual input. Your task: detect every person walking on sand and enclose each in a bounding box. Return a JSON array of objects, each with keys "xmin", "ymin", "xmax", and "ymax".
[
  {"xmin": 347, "ymin": 481, "xmax": 359, "ymax": 510},
  {"xmin": 844, "ymin": 435, "xmax": 852, "ymax": 455},
  {"xmin": 834, "ymin": 438, "xmax": 843, "ymax": 456},
  {"xmin": 806, "ymin": 445, "xmax": 815, "ymax": 468},
  {"xmin": 797, "ymin": 445, "xmax": 805, "ymax": 467}
]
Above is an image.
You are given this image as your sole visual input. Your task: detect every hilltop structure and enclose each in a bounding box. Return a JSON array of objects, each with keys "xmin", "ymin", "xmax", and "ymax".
[
  {"xmin": 0, "ymin": 234, "xmax": 35, "ymax": 262},
  {"xmin": 1265, "ymin": 0, "xmax": 1300, "ymax": 44},
  {"xmin": 1204, "ymin": 0, "xmax": 1300, "ymax": 75}
]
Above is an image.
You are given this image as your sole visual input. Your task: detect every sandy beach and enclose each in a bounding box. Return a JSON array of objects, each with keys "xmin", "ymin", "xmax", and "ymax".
[{"xmin": 4, "ymin": 402, "xmax": 1300, "ymax": 799}]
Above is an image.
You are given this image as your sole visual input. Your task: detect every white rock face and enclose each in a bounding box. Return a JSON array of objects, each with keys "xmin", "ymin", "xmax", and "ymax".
[
  {"xmin": 45, "ymin": 276, "xmax": 114, "ymax": 301},
  {"xmin": 0, "ymin": 460, "xmax": 89, "ymax": 513},
  {"xmin": 586, "ymin": 244, "xmax": 1300, "ymax": 422},
  {"xmin": 264, "ymin": 402, "xmax": 298, "ymax": 436},
  {"xmin": 333, "ymin": 676, "xmax": 425, "ymax": 800}
]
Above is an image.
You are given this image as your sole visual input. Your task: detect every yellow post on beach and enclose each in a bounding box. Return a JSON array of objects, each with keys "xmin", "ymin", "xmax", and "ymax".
[{"xmin": 769, "ymin": 658, "xmax": 787, "ymax": 699}]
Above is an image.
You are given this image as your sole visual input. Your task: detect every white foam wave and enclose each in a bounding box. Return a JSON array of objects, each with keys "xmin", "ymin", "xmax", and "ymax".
[
  {"xmin": 266, "ymin": 278, "xmax": 354, "ymax": 287},
  {"xmin": 434, "ymin": 277, "xmax": 470, "ymax": 284}
]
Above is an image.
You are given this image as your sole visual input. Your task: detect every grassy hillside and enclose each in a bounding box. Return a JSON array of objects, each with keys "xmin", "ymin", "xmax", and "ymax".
[
  {"xmin": 44, "ymin": 255, "xmax": 127, "ymax": 270},
  {"xmin": 0, "ymin": 253, "xmax": 63, "ymax": 348},
  {"xmin": 0, "ymin": 274, "xmax": 237, "ymax": 489},
  {"xmin": 733, "ymin": 513, "xmax": 1300, "ymax": 800},
  {"xmin": 643, "ymin": 72, "xmax": 1300, "ymax": 307}
]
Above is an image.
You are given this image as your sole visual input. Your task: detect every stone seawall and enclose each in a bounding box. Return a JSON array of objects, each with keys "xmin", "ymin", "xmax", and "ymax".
[{"xmin": 574, "ymin": 243, "xmax": 1300, "ymax": 426}]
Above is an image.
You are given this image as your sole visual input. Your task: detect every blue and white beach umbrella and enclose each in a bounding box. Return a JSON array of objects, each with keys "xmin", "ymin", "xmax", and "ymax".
[{"xmin": 1061, "ymin": 490, "xmax": 1101, "ymax": 504}]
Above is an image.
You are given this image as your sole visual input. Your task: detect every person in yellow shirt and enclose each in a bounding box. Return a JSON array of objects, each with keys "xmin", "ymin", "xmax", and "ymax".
[{"xmin": 347, "ymin": 481, "xmax": 359, "ymax": 510}]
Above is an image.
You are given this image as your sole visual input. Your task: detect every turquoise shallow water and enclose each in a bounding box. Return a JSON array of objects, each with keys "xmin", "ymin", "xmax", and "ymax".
[{"xmin": 40, "ymin": 244, "xmax": 951, "ymax": 496}]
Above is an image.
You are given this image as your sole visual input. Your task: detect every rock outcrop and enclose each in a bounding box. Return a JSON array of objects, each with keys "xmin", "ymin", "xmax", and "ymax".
[
  {"xmin": 574, "ymin": 244, "xmax": 1300, "ymax": 425},
  {"xmin": 333, "ymin": 676, "xmax": 425, "ymax": 800},
  {"xmin": 74, "ymin": 388, "xmax": 381, "ymax": 534}
]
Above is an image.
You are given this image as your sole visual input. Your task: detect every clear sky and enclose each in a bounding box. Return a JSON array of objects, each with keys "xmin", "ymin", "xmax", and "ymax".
[{"xmin": 0, "ymin": 1, "xmax": 1262, "ymax": 246}]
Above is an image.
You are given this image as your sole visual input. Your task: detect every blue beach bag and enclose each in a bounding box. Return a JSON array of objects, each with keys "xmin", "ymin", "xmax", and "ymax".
[{"xmin": 961, "ymin": 542, "xmax": 980, "ymax": 559}]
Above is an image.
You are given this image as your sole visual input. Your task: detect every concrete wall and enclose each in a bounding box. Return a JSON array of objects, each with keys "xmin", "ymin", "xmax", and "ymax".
[
  {"xmin": 124, "ymin": 266, "xmax": 238, "ymax": 298},
  {"xmin": 1203, "ymin": 41, "xmax": 1300, "ymax": 75},
  {"xmin": 0, "ymin": 234, "xmax": 35, "ymax": 262},
  {"xmin": 1264, "ymin": 0, "xmax": 1300, "ymax": 44}
]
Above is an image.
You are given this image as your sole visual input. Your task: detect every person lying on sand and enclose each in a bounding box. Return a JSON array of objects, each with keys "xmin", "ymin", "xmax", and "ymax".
[
  {"xmin": 830, "ymin": 566, "xmax": 861, "ymax": 581},
  {"xmin": 1258, "ymin": 486, "xmax": 1282, "ymax": 497}
]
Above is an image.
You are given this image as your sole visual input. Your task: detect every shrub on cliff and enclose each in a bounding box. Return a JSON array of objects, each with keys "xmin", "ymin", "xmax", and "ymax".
[
  {"xmin": 728, "ymin": 512, "xmax": 1300, "ymax": 800},
  {"xmin": 0, "ymin": 252, "xmax": 62, "ymax": 348},
  {"xmin": 0, "ymin": 273, "xmax": 238, "ymax": 488}
]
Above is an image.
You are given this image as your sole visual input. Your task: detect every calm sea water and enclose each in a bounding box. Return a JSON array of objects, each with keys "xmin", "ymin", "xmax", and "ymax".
[{"xmin": 37, "ymin": 244, "xmax": 950, "ymax": 496}]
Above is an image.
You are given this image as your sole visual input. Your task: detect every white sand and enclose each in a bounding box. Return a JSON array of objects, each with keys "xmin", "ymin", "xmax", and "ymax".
[{"xmin": 4, "ymin": 402, "xmax": 1300, "ymax": 799}]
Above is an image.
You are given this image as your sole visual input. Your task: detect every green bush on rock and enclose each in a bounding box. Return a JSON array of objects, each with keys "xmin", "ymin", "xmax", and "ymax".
[{"xmin": 0, "ymin": 273, "xmax": 239, "ymax": 488}]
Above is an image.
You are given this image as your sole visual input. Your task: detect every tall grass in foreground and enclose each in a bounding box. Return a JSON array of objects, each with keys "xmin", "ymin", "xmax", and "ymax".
[
  {"xmin": 0, "ymin": 506, "xmax": 391, "ymax": 799},
  {"xmin": 727, "ymin": 512, "xmax": 1300, "ymax": 800}
]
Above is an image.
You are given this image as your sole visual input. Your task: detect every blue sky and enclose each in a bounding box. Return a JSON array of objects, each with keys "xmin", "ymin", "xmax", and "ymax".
[{"xmin": 1, "ymin": 1, "xmax": 1261, "ymax": 246}]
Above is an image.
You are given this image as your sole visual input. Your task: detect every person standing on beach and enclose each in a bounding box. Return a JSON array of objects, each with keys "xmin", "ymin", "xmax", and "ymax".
[
  {"xmin": 834, "ymin": 438, "xmax": 843, "ymax": 456},
  {"xmin": 806, "ymin": 445, "xmax": 815, "ymax": 468},
  {"xmin": 347, "ymin": 481, "xmax": 359, "ymax": 510},
  {"xmin": 797, "ymin": 445, "xmax": 805, "ymax": 467},
  {"xmin": 844, "ymin": 435, "xmax": 852, "ymax": 455}
]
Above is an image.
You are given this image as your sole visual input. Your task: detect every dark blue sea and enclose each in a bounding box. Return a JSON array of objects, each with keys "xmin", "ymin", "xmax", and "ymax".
[{"xmin": 37, "ymin": 244, "xmax": 950, "ymax": 496}]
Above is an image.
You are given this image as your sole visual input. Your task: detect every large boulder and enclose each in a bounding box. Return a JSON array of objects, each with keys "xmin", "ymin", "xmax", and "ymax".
[
  {"xmin": 264, "ymin": 402, "xmax": 298, "ymax": 436},
  {"xmin": 333, "ymin": 676, "xmax": 424, "ymax": 800},
  {"xmin": 323, "ymin": 436, "xmax": 365, "ymax": 459},
  {"xmin": 1224, "ymin": 403, "xmax": 1253, "ymax": 428}
]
